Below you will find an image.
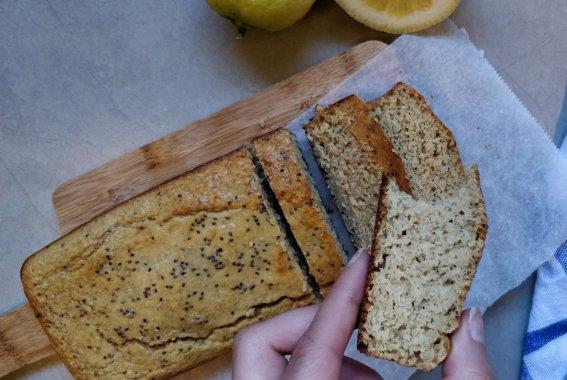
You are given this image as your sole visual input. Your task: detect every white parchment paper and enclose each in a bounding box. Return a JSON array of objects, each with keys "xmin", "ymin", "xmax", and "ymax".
[
  {"xmin": 295, "ymin": 20, "xmax": 567, "ymax": 310},
  {"xmin": 179, "ymin": 21, "xmax": 567, "ymax": 380}
]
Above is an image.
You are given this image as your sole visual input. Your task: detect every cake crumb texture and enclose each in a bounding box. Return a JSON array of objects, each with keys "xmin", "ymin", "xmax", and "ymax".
[
  {"xmin": 304, "ymin": 95, "xmax": 409, "ymax": 249},
  {"xmin": 358, "ymin": 171, "xmax": 486, "ymax": 371}
]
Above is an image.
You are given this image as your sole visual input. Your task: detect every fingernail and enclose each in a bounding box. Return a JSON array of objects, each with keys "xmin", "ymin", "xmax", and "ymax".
[
  {"xmin": 348, "ymin": 249, "xmax": 366, "ymax": 266},
  {"xmin": 468, "ymin": 307, "xmax": 485, "ymax": 343}
]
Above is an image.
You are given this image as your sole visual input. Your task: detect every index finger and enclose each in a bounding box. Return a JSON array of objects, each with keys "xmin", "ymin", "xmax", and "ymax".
[{"xmin": 283, "ymin": 249, "xmax": 370, "ymax": 379}]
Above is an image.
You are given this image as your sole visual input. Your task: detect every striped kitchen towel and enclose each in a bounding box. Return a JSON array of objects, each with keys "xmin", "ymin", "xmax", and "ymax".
[{"xmin": 521, "ymin": 90, "xmax": 567, "ymax": 380}]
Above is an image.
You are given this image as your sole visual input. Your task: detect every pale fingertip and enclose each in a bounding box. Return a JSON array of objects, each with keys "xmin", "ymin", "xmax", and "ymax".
[
  {"xmin": 467, "ymin": 306, "xmax": 485, "ymax": 343},
  {"xmin": 443, "ymin": 308, "xmax": 495, "ymax": 380},
  {"xmin": 348, "ymin": 249, "xmax": 368, "ymax": 266}
]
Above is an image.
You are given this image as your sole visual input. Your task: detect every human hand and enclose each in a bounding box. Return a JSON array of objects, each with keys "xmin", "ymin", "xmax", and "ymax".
[{"xmin": 233, "ymin": 249, "xmax": 494, "ymax": 379}]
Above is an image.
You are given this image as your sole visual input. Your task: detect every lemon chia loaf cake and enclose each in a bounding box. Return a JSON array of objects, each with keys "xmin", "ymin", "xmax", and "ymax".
[
  {"xmin": 21, "ymin": 148, "xmax": 315, "ymax": 379},
  {"xmin": 304, "ymin": 95, "xmax": 410, "ymax": 249}
]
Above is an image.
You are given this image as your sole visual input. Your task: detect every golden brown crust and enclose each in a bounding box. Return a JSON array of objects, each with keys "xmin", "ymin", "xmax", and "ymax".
[
  {"xmin": 440, "ymin": 167, "xmax": 487, "ymax": 368},
  {"xmin": 307, "ymin": 95, "xmax": 411, "ymax": 194},
  {"xmin": 450, "ymin": 165, "xmax": 488, "ymax": 342},
  {"xmin": 22, "ymin": 149, "xmax": 258, "ymax": 274},
  {"xmin": 442, "ymin": 168, "xmax": 487, "ymax": 370},
  {"xmin": 252, "ymin": 129, "xmax": 346, "ymax": 289},
  {"xmin": 21, "ymin": 148, "xmax": 314, "ymax": 379},
  {"xmin": 471, "ymin": 166, "xmax": 489, "ymax": 243},
  {"xmin": 148, "ymin": 294, "xmax": 315, "ymax": 379}
]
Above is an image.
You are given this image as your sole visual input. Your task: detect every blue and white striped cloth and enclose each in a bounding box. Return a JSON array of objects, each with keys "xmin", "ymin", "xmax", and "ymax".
[{"xmin": 521, "ymin": 92, "xmax": 567, "ymax": 380}]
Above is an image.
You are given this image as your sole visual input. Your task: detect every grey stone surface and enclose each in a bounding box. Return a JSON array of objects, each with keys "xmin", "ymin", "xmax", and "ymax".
[{"xmin": 1, "ymin": 0, "xmax": 565, "ymax": 378}]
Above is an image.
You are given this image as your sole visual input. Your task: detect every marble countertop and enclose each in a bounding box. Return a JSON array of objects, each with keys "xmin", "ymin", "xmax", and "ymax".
[{"xmin": 1, "ymin": 1, "xmax": 566, "ymax": 378}]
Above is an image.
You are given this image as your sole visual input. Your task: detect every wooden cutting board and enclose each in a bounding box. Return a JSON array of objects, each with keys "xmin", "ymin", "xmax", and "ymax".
[{"xmin": 0, "ymin": 40, "xmax": 386, "ymax": 378}]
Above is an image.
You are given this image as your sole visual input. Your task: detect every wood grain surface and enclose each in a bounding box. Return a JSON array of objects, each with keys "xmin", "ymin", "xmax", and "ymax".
[
  {"xmin": 0, "ymin": 304, "xmax": 55, "ymax": 377},
  {"xmin": 53, "ymin": 40, "xmax": 387, "ymax": 235},
  {"xmin": 0, "ymin": 40, "xmax": 386, "ymax": 377}
]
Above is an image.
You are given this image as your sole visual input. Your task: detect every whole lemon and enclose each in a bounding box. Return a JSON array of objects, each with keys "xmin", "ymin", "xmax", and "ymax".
[{"xmin": 206, "ymin": 0, "xmax": 316, "ymax": 32}]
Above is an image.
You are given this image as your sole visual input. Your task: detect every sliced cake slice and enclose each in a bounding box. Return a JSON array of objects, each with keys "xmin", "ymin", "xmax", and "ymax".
[
  {"xmin": 21, "ymin": 148, "xmax": 314, "ymax": 379},
  {"xmin": 359, "ymin": 83, "xmax": 487, "ymax": 370},
  {"xmin": 358, "ymin": 168, "xmax": 487, "ymax": 371},
  {"xmin": 304, "ymin": 95, "xmax": 410, "ymax": 249},
  {"xmin": 371, "ymin": 82, "xmax": 466, "ymax": 200},
  {"xmin": 251, "ymin": 129, "xmax": 347, "ymax": 294}
]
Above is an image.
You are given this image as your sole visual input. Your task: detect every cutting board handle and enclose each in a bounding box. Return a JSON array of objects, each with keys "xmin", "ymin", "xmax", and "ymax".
[{"xmin": 0, "ymin": 304, "xmax": 55, "ymax": 377}]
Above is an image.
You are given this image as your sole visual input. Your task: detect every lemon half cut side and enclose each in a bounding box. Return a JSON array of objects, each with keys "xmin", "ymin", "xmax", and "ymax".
[{"xmin": 335, "ymin": 0, "xmax": 460, "ymax": 34}]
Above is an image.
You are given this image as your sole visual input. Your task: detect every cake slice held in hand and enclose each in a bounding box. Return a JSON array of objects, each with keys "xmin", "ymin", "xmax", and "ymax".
[
  {"xmin": 304, "ymin": 95, "xmax": 410, "ymax": 249},
  {"xmin": 358, "ymin": 83, "xmax": 488, "ymax": 371},
  {"xmin": 358, "ymin": 170, "xmax": 487, "ymax": 371}
]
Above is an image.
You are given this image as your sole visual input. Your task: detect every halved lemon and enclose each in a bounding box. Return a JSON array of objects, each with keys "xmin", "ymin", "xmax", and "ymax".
[{"xmin": 335, "ymin": 0, "xmax": 460, "ymax": 34}]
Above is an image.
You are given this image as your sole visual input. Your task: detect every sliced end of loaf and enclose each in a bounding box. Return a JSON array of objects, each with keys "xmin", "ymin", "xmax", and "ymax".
[
  {"xmin": 304, "ymin": 95, "xmax": 409, "ymax": 249},
  {"xmin": 251, "ymin": 129, "xmax": 347, "ymax": 292},
  {"xmin": 358, "ymin": 166, "xmax": 487, "ymax": 371},
  {"xmin": 371, "ymin": 83, "xmax": 465, "ymax": 200}
]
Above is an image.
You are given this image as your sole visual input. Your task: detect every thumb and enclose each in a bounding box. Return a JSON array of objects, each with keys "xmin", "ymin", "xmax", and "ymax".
[{"xmin": 443, "ymin": 308, "xmax": 495, "ymax": 380}]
